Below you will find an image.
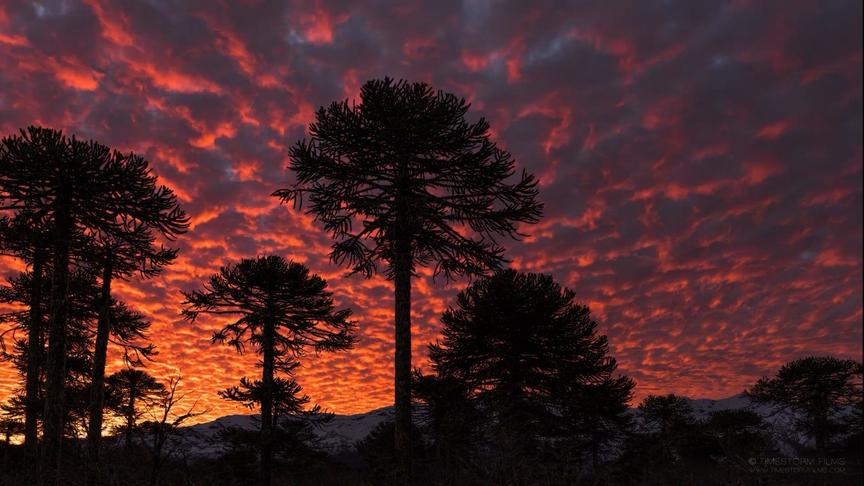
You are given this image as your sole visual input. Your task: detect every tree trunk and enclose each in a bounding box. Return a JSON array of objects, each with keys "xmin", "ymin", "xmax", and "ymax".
[
  {"xmin": 41, "ymin": 197, "xmax": 72, "ymax": 486},
  {"xmin": 125, "ymin": 390, "xmax": 136, "ymax": 453},
  {"xmin": 3, "ymin": 429, "xmax": 10, "ymax": 473},
  {"xmin": 24, "ymin": 245, "xmax": 45, "ymax": 471},
  {"xmin": 393, "ymin": 233, "xmax": 412, "ymax": 485},
  {"xmin": 149, "ymin": 427, "xmax": 164, "ymax": 486},
  {"xmin": 814, "ymin": 410, "xmax": 828, "ymax": 452},
  {"xmin": 260, "ymin": 315, "xmax": 275, "ymax": 486},
  {"xmin": 86, "ymin": 249, "xmax": 113, "ymax": 486}
]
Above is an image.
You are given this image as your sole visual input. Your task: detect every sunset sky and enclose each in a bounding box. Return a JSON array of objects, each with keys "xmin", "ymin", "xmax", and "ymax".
[{"xmin": 0, "ymin": 0, "xmax": 861, "ymax": 423}]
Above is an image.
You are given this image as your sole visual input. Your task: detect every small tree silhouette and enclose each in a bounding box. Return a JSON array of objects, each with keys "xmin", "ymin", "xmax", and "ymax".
[
  {"xmin": 747, "ymin": 355, "xmax": 863, "ymax": 452},
  {"xmin": 139, "ymin": 375, "xmax": 205, "ymax": 486},
  {"xmin": 181, "ymin": 255, "xmax": 355, "ymax": 486},
  {"xmin": 636, "ymin": 394, "xmax": 696, "ymax": 465},
  {"xmin": 556, "ymin": 375, "xmax": 635, "ymax": 469},
  {"xmin": 105, "ymin": 369, "xmax": 167, "ymax": 452},
  {"xmin": 274, "ymin": 78, "xmax": 542, "ymax": 481}
]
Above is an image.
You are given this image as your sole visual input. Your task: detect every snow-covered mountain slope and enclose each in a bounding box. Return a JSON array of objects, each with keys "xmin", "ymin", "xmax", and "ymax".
[
  {"xmin": 170, "ymin": 394, "xmax": 837, "ymax": 458},
  {"xmin": 176, "ymin": 406, "xmax": 393, "ymax": 457}
]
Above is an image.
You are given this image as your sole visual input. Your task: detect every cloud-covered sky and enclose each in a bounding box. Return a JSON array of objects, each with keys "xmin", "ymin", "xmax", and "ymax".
[{"xmin": 0, "ymin": 0, "xmax": 861, "ymax": 422}]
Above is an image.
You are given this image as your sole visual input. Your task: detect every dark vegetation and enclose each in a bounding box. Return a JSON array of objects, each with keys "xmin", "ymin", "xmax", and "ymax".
[{"xmin": 0, "ymin": 79, "xmax": 861, "ymax": 485}]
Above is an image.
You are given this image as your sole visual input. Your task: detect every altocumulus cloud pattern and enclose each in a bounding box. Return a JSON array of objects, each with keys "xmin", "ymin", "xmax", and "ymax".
[{"xmin": 0, "ymin": 0, "xmax": 861, "ymax": 422}]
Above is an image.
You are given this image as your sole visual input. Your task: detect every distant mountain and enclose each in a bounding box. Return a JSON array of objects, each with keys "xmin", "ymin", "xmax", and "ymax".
[
  {"xmin": 176, "ymin": 406, "xmax": 394, "ymax": 457},
  {"xmin": 168, "ymin": 394, "xmax": 818, "ymax": 458}
]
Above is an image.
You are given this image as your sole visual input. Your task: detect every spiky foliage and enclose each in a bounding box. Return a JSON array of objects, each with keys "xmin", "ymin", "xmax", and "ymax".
[
  {"xmin": 0, "ymin": 211, "xmax": 50, "ymax": 465},
  {"xmin": 747, "ymin": 356, "xmax": 863, "ymax": 451},
  {"xmin": 1, "ymin": 268, "xmax": 102, "ymax": 420},
  {"xmin": 274, "ymin": 77, "xmax": 542, "ymax": 279},
  {"xmin": 430, "ymin": 270, "xmax": 622, "ymax": 403},
  {"xmin": 555, "ymin": 374, "xmax": 635, "ymax": 469},
  {"xmin": 638, "ymin": 394, "xmax": 696, "ymax": 437},
  {"xmin": 274, "ymin": 77, "xmax": 542, "ymax": 482},
  {"xmin": 220, "ymin": 376, "xmax": 322, "ymax": 418},
  {"xmin": 0, "ymin": 270, "xmax": 154, "ymax": 371},
  {"xmin": 635, "ymin": 394, "xmax": 697, "ymax": 465},
  {"xmin": 428, "ymin": 270, "xmax": 630, "ymax": 480},
  {"xmin": 0, "ymin": 126, "xmax": 188, "ymax": 482},
  {"xmin": 0, "ymin": 267, "xmax": 153, "ymax": 457},
  {"xmin": 181, "ymin": 255, "xmax": 355, "ymax": 486},
  {"xmin": 105, "ymin": 369, "xmax": 167, "ymax": 452}
]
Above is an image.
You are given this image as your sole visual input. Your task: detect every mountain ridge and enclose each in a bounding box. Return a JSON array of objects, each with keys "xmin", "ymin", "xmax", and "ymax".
[{"xmin": 174, "ymin": 393, "xmax": 796, "ymax": 457}]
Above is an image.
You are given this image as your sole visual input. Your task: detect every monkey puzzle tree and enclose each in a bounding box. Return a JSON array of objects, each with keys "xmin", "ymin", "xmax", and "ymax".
[
  {"xmin": 412, "ymin": 371, "xmax": 483, "ymax": 482},
  {"xmin": 556, "ymin": 374, "xmax": 635, "ymax": 469},
  {"xmin": 0, "ymin": 211, "xmax": 50, "ymax": 466},
  {"xmin": 219, "ymin": 374, "xmax": 323, "ymax": 422},
  {"xmin": 105, "ymin": 368, "xmax": 167, "ymax": 452},
  {"xmin": 747, "ymin": 356, "xmax": 863, "ymax": 452},
  {"xmin": 636, "ymin": 394, "xmax": 696, "ymax": 462},
  {"xmin": 0, "ymin": 126, "xmax": 187, "ymax": 483},
  {"xmin": 429, "ymin": 270, "xmax": 630, "ymax": 478},
  {"xmin": 85, "ymin": 226, "xmax": 178, "ymax": 485},
  {"xmin": 0, "ymin": 264, "xmax": 100, "ymax": 468},
  {"xmin": 181, "ymin": 255, "xmax": 355, "ymax": 486},
  {"xmin": 0, "ymin": 267, "xmax": 154, "ymax": 444},
  {"xmin": 274, "ymin": 78, "xmax": 542, "ymax": 481}
]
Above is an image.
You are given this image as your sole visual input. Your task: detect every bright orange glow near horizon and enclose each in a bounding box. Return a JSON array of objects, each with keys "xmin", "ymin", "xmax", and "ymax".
[{"xmin": 0, "ymin": 0, "xmax": 861, "ymax": 425}]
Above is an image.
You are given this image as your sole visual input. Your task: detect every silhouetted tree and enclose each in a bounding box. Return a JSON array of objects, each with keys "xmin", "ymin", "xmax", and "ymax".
[
  {"xmin": 220, "ymin": 375, "xmax": 322, "ymax": 421},
  {"xmin": 637, "ymin": 394, "xmax": 696, "ymax": 463},
  {"xmin": 701, "ymin": 409, "xmax": 770, "ymax": 463},
  {"xmin": 0, "ymin": 414, "xmax": 24, "ymax": 474},
  {"xmin": 412, "ymin": 371, "xmax": 485, "ymax": 483},
  {"xmin": 274, "ymin": 78, "xmax": 542, "ymax": 482},
  {"xmin": 1, "ymin": 267, "xmax": 156, "ymax": 483},
  {"xmin": 139, "ymin": 375, "xmax": 204, "ymax": 486},
  {"xmin": 86, "ymin": 228, "xmax": 179, "ymax": 485},
  {"xmin": 638, "ymin": 394, "xmax": 695, "ymax": 436},
  {"xmin": 0, "ymin": 126, "xmax": 187, "ymax": 484},
  {"xmin": 0, "ymin": 212, "xmax": 49, "ymax": 467},
  {"xmin": 556, "ymin": 375, "xmax": 635, "ymax": 469},
  {"xmin": 428, "ymin": 270, "xmax": 628, "ymax": 480},
  {"xmin": 355, "ymin": 421, "xmax": 426, "ymax": 484},
  {"xmin": 1, "ymin": 266, "xmax": 101, "ymax": 463},
  {"xmin": 105, "ymin": 369, "xmax": 167, "ymax": 453},
  {"xmin": 747, "ymin": 356, "xmax": 863, "ymax": 452},
  {"xmin": 181, "ymin": 255, "xmax": 355, "ymax": 486}
]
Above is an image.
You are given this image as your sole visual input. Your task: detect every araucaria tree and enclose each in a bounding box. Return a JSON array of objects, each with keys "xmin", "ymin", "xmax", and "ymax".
[
  {"xmin": 0, "ymin": 126, "xmax": 187, "ymax": 483},
  {"xmin": 181, "ymin": 255, "xmax": 355, "ymax": 486},
  {"xmin": 428, "ymin": 270, "xmax": 633, "ymax": 478},
  {"xmin": 274, "ymin": 78, "xmax": 542, "ymax": 481},
  {"xmin": 0, "ymin": 212, "xmax": 50, "ymax": 467},
  {"xmin": 747, "ymin": 356, "xmax": 863, "ymax": 451},
  {"xmin": 636, "ymin": 394, "xmax": 696, "ymax": 461},
  {"xmin": 105, "ymin": 369, "xmax": 167, "ymax": 452},
  {"xmin": 85, "ymin": 224, "xmax": 181, "ymax": 484}
]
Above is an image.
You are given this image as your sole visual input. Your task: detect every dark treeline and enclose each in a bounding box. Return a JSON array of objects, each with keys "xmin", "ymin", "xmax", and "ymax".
[{"xmin": 0, "ymin": 79, "xmax": 861, "ymax": 486}]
